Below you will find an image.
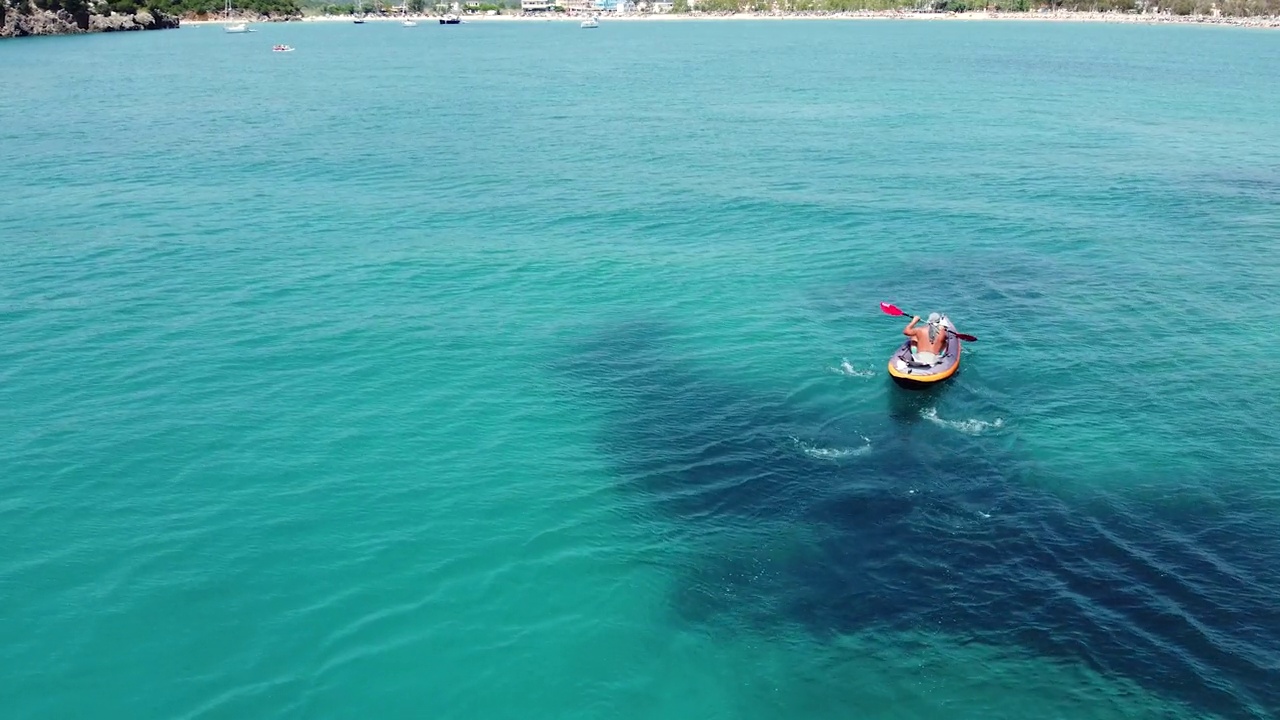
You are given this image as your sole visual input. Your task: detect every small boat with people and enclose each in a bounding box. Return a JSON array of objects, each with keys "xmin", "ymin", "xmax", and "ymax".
[
  {"xmin": 880, "ymin": 302, "xmax": 975, "ymax": 389},
  {"xmin": 272, "ymin": 44, "xmax": 295, "ymax": 52},
  {"xmin": 439, "ymin": 13, "xmax": 460, "ymax": 23},
  {"xmin": 403, "ymin": 18, "xmax": 418, "ymax": 26},
  {"xmin": 580, "ymin": 16, "xmax": 598, "ymax": 27}
]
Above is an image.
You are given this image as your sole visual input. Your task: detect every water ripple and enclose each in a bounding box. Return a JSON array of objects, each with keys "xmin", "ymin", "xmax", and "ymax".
[{"xmin": 3, "ymin": 18, "xmax": 1279, "ymax": 720}]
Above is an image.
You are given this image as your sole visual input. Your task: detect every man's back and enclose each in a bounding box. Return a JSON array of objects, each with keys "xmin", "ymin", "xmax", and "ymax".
[
  {"xmin": 902, "ymin": 313, "xmax": 948, "ymax": 358},
  {"xmin": 913, "ymin": 324, "xmax": 947, "ymax": 355}
]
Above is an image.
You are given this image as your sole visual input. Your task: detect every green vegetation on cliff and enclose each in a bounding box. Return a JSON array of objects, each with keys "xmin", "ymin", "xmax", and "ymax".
[
  {"xmin": 147, "ymin": 0, "xmax": 301, "ymax": 16},
  {"xmin": 2, "ymin": 0, "xmax": 298, "ymax": 20},
  {"xmin": 2, "ymin": 0, "xmax": 184, "ymax": 34}
]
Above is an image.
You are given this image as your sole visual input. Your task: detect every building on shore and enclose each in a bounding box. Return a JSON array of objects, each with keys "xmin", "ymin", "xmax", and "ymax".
[
  {"xmin": 574, "ymin": 0, "xmax": 636, "ymax": 10},
  {"xmin": 523, "ymin": 0, "xmax": 636, "ymax": 13}
]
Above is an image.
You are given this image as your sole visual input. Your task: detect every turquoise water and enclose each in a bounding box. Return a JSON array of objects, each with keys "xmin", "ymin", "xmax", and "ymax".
[{"xmin": 3, "ymin": 19, "xmax": 1280, "ymax": 720}]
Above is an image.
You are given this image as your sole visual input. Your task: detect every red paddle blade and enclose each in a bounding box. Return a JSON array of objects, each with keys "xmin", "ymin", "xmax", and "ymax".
[{"xmin": 880, "ymin": 302, "xmax": 905, "ymax": 317}]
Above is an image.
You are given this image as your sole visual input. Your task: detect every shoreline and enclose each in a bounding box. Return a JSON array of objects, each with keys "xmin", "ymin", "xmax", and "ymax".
[{"xmin": 180, "ymin": 10, "xmax": 1280, "ymax": 29}]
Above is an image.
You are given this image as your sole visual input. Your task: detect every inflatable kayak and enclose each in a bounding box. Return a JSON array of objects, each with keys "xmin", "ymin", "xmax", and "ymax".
[{"xmin": 887, "ymin": 315, "xmax": 962, "ymax": 389}]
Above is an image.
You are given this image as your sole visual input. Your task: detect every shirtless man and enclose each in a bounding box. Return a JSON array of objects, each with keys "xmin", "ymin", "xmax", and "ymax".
[{"xmin": 902, "ymin": 312, "xmax": 949, "ymax": 365}]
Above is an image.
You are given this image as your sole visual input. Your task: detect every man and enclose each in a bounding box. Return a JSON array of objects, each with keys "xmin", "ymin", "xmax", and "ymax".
[{"xmin": 902, "ymin": 312, "xmax": 949, "ymax": 365}]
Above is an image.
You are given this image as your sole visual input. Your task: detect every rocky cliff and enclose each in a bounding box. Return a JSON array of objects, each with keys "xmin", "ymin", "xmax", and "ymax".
[{"xmin": 1, "ymin": 1, "xmax": 180, "ymax": 37}]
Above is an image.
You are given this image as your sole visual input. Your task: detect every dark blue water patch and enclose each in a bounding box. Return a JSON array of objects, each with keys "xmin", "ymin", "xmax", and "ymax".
[
  {"xmin": 788, "ymin": 488, "xmax": 1280, "ymax": 720},
  {"xmin": 561, "ymin": 322, "xmax": 1280, "ymax": 720}
]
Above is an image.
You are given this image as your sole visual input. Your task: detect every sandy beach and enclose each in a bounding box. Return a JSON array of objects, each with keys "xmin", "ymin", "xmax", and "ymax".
[{"xmin": 181, "ymin": 10, "xmax": 1280, "ymax": 29}]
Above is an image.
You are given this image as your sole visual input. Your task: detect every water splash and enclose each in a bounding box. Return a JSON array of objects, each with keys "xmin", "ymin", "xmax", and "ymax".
[
  {"xmin": 791, "ymin": 436, "xmax": 872, "ymax": 460},
  {"xmin": 830, "ymin": 359, "xmax": 875, "ymax": 378},
  {"xmin": 921, "ymin": 407, "xmax": 1005, "ymax": 435}
]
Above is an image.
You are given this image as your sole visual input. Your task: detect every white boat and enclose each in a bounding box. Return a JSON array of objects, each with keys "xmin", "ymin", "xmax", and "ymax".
[
  {"xmin": 580, "ymin": 17, "xmax": 598, "ymax": 27},
  {"xmin": 272, "ymin": 44, "xmax": 294, "ymax": 52},
  {"xmin": 223, "ymin": 0, "xmax": 248, "ymax": 31},
  {"xmin": 403, "ymin": 18, "xmax": 418, "ymax": 26}
]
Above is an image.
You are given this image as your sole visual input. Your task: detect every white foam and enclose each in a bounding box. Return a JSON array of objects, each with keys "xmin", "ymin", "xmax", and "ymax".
[
  {"xmin": 830, "ymin": 358, "xmax": 875, "ymax": 378},
  {"xmin": 791, "ymin": 436, "xmax": 872, "ymax": 460},
  {"xmin": 921, "ymin": 407, "xmax": 1005, "ymax": 435}
]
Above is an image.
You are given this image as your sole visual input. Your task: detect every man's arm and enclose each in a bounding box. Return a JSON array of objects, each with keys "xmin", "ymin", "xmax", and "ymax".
[{"xmin": 903, "ymin": 316, "xmax": 920, "ymax": 336}]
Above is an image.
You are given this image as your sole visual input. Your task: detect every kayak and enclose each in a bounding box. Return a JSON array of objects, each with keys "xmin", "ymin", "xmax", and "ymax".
[{"xmin": 886, "ymin": 315, "xmax": 962, "ymax": 389}]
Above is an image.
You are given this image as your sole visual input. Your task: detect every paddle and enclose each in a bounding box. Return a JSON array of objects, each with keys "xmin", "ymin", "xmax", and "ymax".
[{"xmin": 880, "ymin": 302, "xmax": 978, "ymax": 342}]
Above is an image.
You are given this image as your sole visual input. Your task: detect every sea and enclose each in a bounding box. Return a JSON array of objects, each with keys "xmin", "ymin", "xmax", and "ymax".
[{"xmin": 2, "ymin": 17, "xmax": 1279, "ymax": 720}]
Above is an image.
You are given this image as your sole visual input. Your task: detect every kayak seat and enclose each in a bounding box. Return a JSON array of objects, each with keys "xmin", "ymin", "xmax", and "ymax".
[{"xmin": 907, "ymin": 349, "xmax": 947, "ymax": 368}]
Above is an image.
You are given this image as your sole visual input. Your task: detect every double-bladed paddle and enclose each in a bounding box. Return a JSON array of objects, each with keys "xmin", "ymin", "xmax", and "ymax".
[{"xmin": 880, "ymin": 302, "xmax": 978, "ymax": 342}]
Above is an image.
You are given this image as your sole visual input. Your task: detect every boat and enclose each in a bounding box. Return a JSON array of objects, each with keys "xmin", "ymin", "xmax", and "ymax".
[
  {"xmin": 272, "ymin": 44, "xmax": 294, "ymax": 52},
  {"xmin": 580, "ymin": 16, "xmax": 598, "ymax": 27},
  {"xmin": 353, "ymin": 0, "xmax": 365, "ymax": 22},
  {"xmin": 439, "ymin": 13, "xmax": 460, "ymax": 23},
  {"xmin": 886, "ymin": 314, "xmax": 962, "ymax": 389},
  {"xmin": 223, "ymin": 0, "xmax": 248, "ymax": 31},
  {"xmin": 403, "ymin": 18, "xmax": 418, "ymax": 26}
]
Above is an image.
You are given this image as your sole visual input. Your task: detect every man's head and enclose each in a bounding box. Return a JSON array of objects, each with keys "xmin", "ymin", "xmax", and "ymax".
[{"xmin": 926, "ymin": 312, "xmax": 943, "ymax": 342}]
